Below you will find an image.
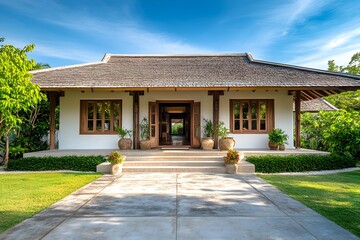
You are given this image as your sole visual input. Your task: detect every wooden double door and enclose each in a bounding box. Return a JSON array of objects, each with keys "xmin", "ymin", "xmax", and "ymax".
[{"xmin": 149, "ymin": 101, "xmax": 201, "ymax": 148}]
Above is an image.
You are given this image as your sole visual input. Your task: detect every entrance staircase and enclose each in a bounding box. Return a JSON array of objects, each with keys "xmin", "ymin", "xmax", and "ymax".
[{"xmin": 122, "ymin": 150, "xmax": 255, "ymax": 173}]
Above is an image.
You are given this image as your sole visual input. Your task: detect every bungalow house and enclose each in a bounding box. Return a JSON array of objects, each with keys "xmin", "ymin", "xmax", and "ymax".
[{"xmin": 30, "ymin": 53, "xmax": 360, "ymax": 150}]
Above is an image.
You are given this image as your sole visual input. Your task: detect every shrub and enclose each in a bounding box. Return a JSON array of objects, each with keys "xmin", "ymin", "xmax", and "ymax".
[
  {"xmin": 6, "ymin": 156, "xmax": 105, "ymax": 172},
  {"xmin": 301, "ymin": 110, "xmax": 360, "ymax": 159},
  {"xmin": 246, "ymin": 154, "xmax": 357, "ymax": 173}
]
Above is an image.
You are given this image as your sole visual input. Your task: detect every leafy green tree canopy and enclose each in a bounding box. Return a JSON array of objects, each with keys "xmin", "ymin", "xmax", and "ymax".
[
  {"xmin": 326, "ymin": 52, "xmax": 360, "ymax": 111},
  {"xmin": 0, "ymin": 38, "xmax": 46, "ymax": 165}
]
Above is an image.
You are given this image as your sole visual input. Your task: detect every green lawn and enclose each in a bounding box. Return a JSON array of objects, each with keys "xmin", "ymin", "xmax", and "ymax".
[
  {"xmin": 0, "ymin": 172, "xmax": 101, "ymax": 234},
  {"xmin": 259, "ymin": 170, "xmax": 360, "ymax": 237}
]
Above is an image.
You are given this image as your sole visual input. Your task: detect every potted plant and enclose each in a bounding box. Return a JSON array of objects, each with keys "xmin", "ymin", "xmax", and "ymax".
[
  {"xmin": 216, "ymin": 121, "xmax": 235, "ymax": 150},
  {"xmin": 278, "ymin": 131, "xmax": 289, "ymax": 151},
  {"xmin": 115, "ymin": 126, "xmax": 132, "ymax": 150},
  {"xmin": 201, "ymin": 118, "xmax": 214, "ymax": 150},
  {"xmin": 223, "ymin": 149, "xmax": 240, "ymax": 174},
  {"xmin": 107, "ymin": 150, "xmax": 126, "ymax": 175},
  {"xmin": 139, "ymin": 117, "xmax": 151, "ymax": 150},
  {"xmin": 268, "ymin": 128, "xmax": 288, "ymax": 150}
]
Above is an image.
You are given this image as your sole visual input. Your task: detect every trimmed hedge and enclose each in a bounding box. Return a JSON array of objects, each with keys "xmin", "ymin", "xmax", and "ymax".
[
  {"xmin": 6, "ymin": 156, "xmax": 105, "ymax": 172},
  {"xmin": 246, "ymin": 154, "xmax": 357, "ymax": 173}
]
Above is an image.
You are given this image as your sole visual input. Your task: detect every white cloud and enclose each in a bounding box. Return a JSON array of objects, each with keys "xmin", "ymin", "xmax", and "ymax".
[
  {"xmin": 322, "ymin": 28, "xmax": 360, "ymax": 51},
  {"xmin": 289, "ymin": 27, "xmax": 360, "ymax": 69},
  {"xmin": 1, "ymin": 0, "xmax": 211, "ymax": 62}
]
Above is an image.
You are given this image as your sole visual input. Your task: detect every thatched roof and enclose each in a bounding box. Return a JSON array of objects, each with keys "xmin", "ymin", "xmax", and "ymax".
[
  {"xmin": 31, "ymin": 53, "xmax": 360, "ymax": 100},
  {"xmin": 293, "ymin": 98, "xmax": 338, "ymax": 112}
]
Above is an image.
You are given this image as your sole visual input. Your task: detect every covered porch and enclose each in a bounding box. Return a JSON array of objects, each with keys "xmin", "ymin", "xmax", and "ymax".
[{"xmin": 24, "ymin": 148, "xmax": 329, "ymax": 158}]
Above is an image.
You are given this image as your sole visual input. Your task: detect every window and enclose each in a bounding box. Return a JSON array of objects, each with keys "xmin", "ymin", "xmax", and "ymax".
[
  {"xmin": 80, "ymin": 100, "xmax": 122, "ymax": 134},
  {"xmin": 230, "ymin": 99, "xmax": 274, "ymax": 133}
]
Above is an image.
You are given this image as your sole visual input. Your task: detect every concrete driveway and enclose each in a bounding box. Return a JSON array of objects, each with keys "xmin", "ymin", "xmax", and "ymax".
[{"xmin": 1, "ymin": 173, "xmax": 358, "ymax": 240}]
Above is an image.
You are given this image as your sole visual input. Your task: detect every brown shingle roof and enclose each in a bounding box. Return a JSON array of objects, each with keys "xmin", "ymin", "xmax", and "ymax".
[
  {"xmin": 31, "ymin": 53, "xmax": 360, "ymax": 100},
  {"xmin": 293, "ymin": 98, "xmax": 338, "ymax": 112}
]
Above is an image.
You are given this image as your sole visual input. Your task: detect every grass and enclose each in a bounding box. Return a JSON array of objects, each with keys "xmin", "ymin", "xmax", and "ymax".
[
  {"xmin": 259, "ymin": 170, "xmax": 360, "ymax": 237},
  {"xmin": 0, "ymin": 172, "xmax": 101, "ymax": 234}
]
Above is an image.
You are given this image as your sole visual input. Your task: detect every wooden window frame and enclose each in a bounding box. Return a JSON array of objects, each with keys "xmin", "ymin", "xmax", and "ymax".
[
  {"xmin": 230, "ymin": 99, "xmax": 274, "ymax": 134},
  {"xmin": 80, "ymin": 100, "xmax": 122, "ymax": 134}
]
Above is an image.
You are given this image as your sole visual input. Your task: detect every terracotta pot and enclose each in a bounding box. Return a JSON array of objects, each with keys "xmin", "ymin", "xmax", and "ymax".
[
  {"xmin": 268, "ymin": 142, "xmax": 278, "ymax": 150},
  {"xmin": 118, "ymin": 138, "xmax": 132, "ymax": 150},
  {"xmin": 140, "ymin": 140, "xmax": 152, "ymax": 150},
  {"xmin": 111, "ymin": 163, "xmax": 123, "ymax": 175},
  {"xmin": 279, "ymin": 144, "xmax": 285, "ymax": 151},
  {"xmin": 201, "ymin": 137, "xmax": 214, "ymax": 150},
  {"xmin": 225, "ymin": 164, "xmax": 238, "ymax": 174},
  {"xmin": 219, "ymin": 138, "xmax": 235, "ymax": 150}
]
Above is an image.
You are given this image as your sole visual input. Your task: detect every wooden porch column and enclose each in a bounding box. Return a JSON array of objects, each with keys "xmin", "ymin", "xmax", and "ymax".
[
  {"xmin": 48, "ymin": 92, "xmax": 57, "ymax": 150},
  {"xmin": 209, "ymin": 90, "xmax": 224, "ymax": 149},
  {"xmin": 294, "ymin": 90, "xmax": 301, "ymax": 149},
  {"xmin": 130, "ymin": 91, "xmax": 144, "ymax": 149}
]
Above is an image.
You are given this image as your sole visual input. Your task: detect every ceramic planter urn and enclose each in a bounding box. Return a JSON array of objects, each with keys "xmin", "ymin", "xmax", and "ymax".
[
  {"xmin": 118, "ymin": 138, "xmax": 132, "ymax": 150},
  {"xmin": 268, "ymin": 142, "xmax": 278, "ymax": 150},
  {"xmin": 279, "ymin": 144, "xmax": 286, "ymax": 151},
  {"xmin": 140, "ymin": 140, "xmax": 152, "ymax": 150},
  {"xmin": 219, "ymin": 138, "xmax": 235, "ymax": 150},
  {"xmin": 201, "ymin": 137, "xmax": 214, "ymax": 150}
]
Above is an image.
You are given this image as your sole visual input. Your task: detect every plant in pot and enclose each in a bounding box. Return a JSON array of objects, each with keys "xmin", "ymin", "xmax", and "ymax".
[
  {"xmin": 223, "ymin": 149, "xmax": 240, "ymax": 174},
  {"xmin": 107, "ymin": 150, "xmax": 126, "ymax": 175},
  {"xmin": 278, "ymin": 131, "xmax": 289, "ymax": 151},
  {"xmin": 216, "ymin": 121, "xmax": 235, "ymax": 150},
  {"xmin": 201, "ymin": 118, "xmax": 214, "ymax": 150},
  {"xmin": 268, "ymin": 128, "xmax": 288, "ymax": 150},
  {"xmin": 115, "ymin": 126, "xmax": 132, "ymax": 150},
  {"xmin": 139, "ymin": 117, "xmax": 151, "ymax": 150}
]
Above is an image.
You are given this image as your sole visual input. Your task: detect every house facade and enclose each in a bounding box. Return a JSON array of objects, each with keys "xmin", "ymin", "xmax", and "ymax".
[{"xmin": 30, "ymin": 54, "xmax": 360, "ymax": 150}]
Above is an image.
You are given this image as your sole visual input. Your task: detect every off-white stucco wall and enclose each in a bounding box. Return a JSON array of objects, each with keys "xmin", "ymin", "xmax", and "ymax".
[
  {"xmin": 220, "ymin": 90, "xmax": 294, "ymax": 149},
  {"xmin": 59, "ymin": 91, "xmax": 132, "ymax": 149},
  {"xmin": 58, "ymin": 90, "xmax": 294, "ymax": 149}
]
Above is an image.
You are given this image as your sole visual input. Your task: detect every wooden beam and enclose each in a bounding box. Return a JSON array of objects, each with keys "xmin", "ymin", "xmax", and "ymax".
[
  {"xmin": 132, "ymin": 91, "xmax": 140, "ymax": 149},
  {"xmin": 209, "ymin": 91, "xmax": 223, "ymax": 149},
  {"xmin": 295, "ymin": 90, "xmax": 301, "ymax": 149},
  {"xmin": 48, "ymin": 92, "xmax": 57, "ymax": 150}
]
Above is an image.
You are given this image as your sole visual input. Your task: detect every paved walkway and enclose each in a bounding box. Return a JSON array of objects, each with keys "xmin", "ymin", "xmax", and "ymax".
[{"xmin": 1, "ymin": 173, "xmax": 358, "ymax": 240}]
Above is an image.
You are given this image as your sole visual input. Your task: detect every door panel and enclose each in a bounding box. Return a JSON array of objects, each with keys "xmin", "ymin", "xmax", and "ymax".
[
  {"xmin": 191, "ymin": 102, "xmax": 201, "ymax": 148},
  {"xmin": 149, "ymin": 102, "xmax": 159, "ymax": 148}
]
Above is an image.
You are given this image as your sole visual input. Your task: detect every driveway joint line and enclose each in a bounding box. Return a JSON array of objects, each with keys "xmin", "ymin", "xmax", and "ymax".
[
  {"xmin": 240, "ymin": 175, "xmax": 321, "ymax": 240},
  {"xmin": 39, "ymin": 174, "xmax": 118, "ymax": 240}
]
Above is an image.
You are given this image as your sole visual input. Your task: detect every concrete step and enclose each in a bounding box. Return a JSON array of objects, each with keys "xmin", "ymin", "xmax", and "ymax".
[
  {"xmin": 122, "ymin": 166, "xmax": 227, "ymax": 173},
  {"xmin": 124, "ymin": 160, "xmax": 224, "ymax": 167},
  {"xmin": 122, "ymin": 150, "xmax": 227, "ymax": 157},
  {"xmin": 125, "ymin": 155, "xmax": 224, "ymax": 161}
]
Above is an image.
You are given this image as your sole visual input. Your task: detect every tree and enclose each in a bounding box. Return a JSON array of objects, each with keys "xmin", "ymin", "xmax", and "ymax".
[
  {"xmin": 0, "ymin": 39, "xmax": 46, "ymax": 166},
  {"xmin": 33, "ymin": 62, "xmax": 50, "ymax": 70},
  {"xmin": 326, "ymin": 52, "xmax": 360, "ymax": 111}
]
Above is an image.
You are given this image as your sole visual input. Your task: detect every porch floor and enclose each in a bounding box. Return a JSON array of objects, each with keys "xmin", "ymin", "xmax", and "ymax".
[{"xmin": 23, "ymin": 148, "xmax": 329, "ymax": 158}]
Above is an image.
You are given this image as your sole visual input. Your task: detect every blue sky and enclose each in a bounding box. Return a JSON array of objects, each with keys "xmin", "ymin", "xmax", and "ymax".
[{"xmin": 1, "ymin": 0, "xmax": 360, "ymax": 69}]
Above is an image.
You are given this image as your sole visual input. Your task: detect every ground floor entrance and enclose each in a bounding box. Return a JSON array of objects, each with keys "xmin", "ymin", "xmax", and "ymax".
[{"xmin": 149, "ymin": 101, "xmax": 201, "ymax": 148}]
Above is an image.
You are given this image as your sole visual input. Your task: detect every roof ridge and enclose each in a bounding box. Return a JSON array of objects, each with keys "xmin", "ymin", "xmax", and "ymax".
[
  {"xmin": 104, "ymin": 53, "xmax": 247, "ymax": 59},
  {"xmin": 320, "ymin": 98, "xmax": 339, "ymax": 110}
]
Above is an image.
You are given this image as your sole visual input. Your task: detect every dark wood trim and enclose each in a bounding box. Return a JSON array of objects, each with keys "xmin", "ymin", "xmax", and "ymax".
[
  {"xmin": 48, "ymin": 92, "xmax": 57, "ymax": 150},
  {"xmin": 230, "ymin": 99, "xmax": 274, "ymax": 134},
  {"xmin": 80, "ymin": 100, "xmax": 122, "ymax": 134},
  {"xmin": 295, "ymin": 90, "xmax": 301, "ymax": 149},
  {"xmin": 210, "ymin": 91, "xmax": 223, "ymax": 149},
  {"xmin": 132, "ymin": 92, "xmax": 140, "ymax": 149}
]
